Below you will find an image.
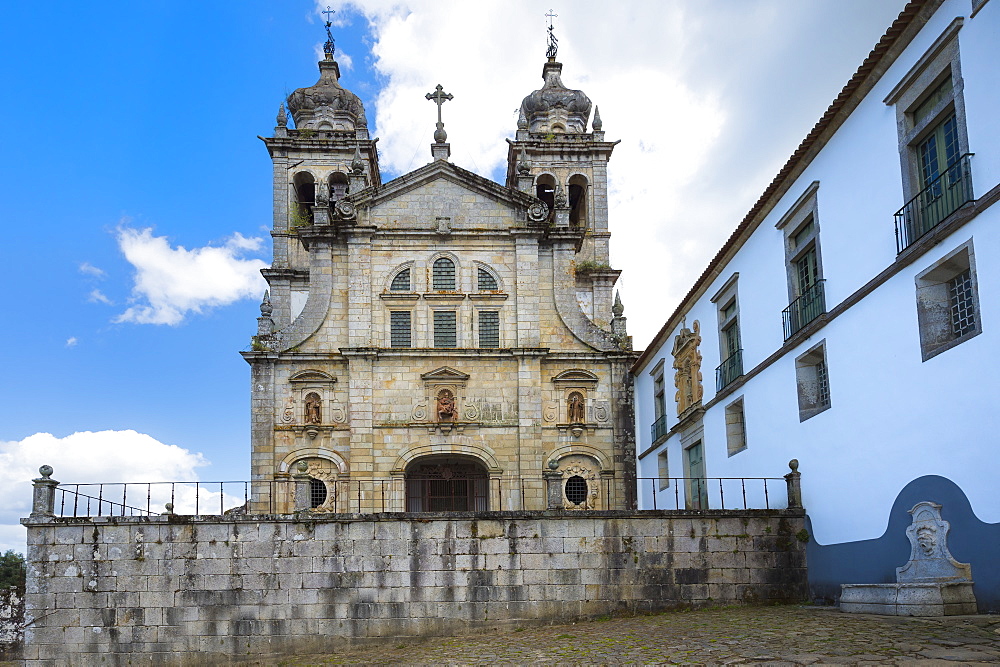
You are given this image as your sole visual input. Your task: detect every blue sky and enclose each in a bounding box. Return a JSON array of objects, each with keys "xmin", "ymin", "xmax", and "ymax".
[{"xmin": 0, "ymin": 1, "xmax": 906, "ymax": 552}]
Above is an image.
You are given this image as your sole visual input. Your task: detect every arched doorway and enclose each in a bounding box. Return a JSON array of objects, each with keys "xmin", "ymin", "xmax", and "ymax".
[{"xmin": 405, "ymin": 455, "xmax": 489, "ymax": 512}]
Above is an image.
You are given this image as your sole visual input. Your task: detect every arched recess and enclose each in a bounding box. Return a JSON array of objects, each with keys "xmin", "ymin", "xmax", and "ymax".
[
  {"xmin": 403, "ymin": 453, "xmax": 490, "ymax": 512},
  {"xmin": 292, "ymin": 171, "xmax": 316, "ymax": 225},
  {"xmin": 544, "ymin": 444, "xmax": 610, "ymax": 472},
  {"xmin": 535, "ymin": 173, "xmax": 556, "ymax": 221},
  {"xmin": 328, "ymin": 171, "xmax": 349, "ymax": 201},
  {"xmin": 568, "ymin": 174, "xmax": 589, "ymax": 227},
  {"xmin": 279, "ymin": 447, "xmax": 349, "ymax": 475},
  {"xmin": 392, "ymin": 442, "xmax": 501, "ymax": 474}
]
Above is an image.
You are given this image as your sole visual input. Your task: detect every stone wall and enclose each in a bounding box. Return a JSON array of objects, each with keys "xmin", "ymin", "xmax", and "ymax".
[
  {"xmin": 0, "ymin": 587, "xmax": 24, "ymax": 660},
  {"xmin": 23, "ymin": 510, "xmax": 807, "ymax": 664}
]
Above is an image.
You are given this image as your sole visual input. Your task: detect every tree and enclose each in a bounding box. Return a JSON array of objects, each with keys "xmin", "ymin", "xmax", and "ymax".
[{"xmin": 0, "ymin": 550, "xmax": 26, "ymax": 590}]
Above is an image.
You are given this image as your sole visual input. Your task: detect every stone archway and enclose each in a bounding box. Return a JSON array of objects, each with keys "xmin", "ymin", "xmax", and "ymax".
[{"xmin": 404, "ymin": 455, "xmax": 489, "ymax": 512}]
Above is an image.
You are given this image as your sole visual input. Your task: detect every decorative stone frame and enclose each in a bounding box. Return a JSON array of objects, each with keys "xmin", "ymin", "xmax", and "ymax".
[
  {"xmin": 551, "ymin": 369, "xmax": 600, "ymax": 436},
  {"xmin": 915, "ymin": 239, "xmax": 981, "ymax": 361},
  {"xmin": 724, "ymin": 395, "xmax": 747, "ymax": 457},
  {"xmin": 552, "ymin": 453, "xmax": 603, "ymax": 510},
  {"xmin": 671, "ymin": 321, "xmax": 703, "ymax": 418},
  {"xmin": 286, "ymin": 370, "xmax": 341, "ymax": 438},
  {"xmin": 417, "ymin": 366, "xmax": 471, "ymax": 434},
  {"xmin": 884, "ymin": 19, "xmax": 970, "ymax": 204},
  {"xmin": 795, "ymin": 340, "xmax": 831, "ymax": 422},
  {"xmin": 775, "ymin": 181, "xmax": 823, "ymax": 304}
]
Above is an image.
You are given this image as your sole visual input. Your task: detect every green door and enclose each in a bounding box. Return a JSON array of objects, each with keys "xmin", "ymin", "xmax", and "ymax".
[{"xmin": 685, "ymin": 441, "xmax": 708, "ymax": 510}]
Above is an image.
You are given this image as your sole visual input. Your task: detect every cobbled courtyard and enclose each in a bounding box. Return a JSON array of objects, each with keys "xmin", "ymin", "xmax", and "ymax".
[{"xmin": 267, "ymin": 604, "xmax": 1000, "ymax": 665}]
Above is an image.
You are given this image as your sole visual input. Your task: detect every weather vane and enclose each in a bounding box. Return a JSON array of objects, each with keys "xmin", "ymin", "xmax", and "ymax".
[
  {"xmin": 323, "ymin": 6, "xmax": 336, "ymax": 57},
  {"xmin": 545, "ymin": 9, "xmax": 559, "ymax": 60}
]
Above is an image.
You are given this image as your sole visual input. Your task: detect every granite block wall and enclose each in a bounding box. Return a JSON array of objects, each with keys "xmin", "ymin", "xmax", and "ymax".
[{"xmin": 23, "ymin": 510, "xmax": 807, "ymax": 664}]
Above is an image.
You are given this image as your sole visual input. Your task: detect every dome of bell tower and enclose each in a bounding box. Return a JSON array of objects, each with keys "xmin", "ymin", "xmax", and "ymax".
[
  {"xmin": 286, "ymin": 56, "xmax": 368, "ymax": 132},
  {"xmin": 519, "ymin": 59, "xmax": 592, "ymax": 134}
]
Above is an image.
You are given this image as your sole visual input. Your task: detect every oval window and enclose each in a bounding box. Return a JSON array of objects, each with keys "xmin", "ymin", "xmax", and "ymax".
[{"xmin": 565, "ymin": 475, "xmax": 588, "ymax": 505}]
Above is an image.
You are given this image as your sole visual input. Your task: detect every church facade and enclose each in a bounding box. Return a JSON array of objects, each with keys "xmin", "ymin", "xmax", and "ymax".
[{"xmin": 242, "ymin": 39, "xmax": 637, "ymax": 515}]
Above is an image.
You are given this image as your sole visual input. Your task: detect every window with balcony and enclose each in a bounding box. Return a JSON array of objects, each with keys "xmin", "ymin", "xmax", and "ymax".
[
  {"xmin": 795, "ymin": 341, "xmax": 831, "ymax": 422},
  {"xmin": 711, "ymin": 273, "xmax": 742, "ymax": 391},
  {"xmin": 886, "ymin": 21, "xmax": 972, "ymax": 253},
  {"xmin": 915, "ymin": 239, "xmax": 981, "ymax": 361},
  {"xmin": 650, "ymin": 361, "xmax": 668, "ymax": 444},
  {"xmin": 777, "ymin": 183, "xmax": 825, "ymax": 340}
]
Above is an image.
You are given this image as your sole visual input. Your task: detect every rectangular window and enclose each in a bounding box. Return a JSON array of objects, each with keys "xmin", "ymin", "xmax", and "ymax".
[
  {"xmin": 433, "ymin": 310, "xmax": 457, "ymax": 348},
  {"xmin": 915, "ymin": 240, "xmax": 981, "ymax": 361},
  {"xmin": 712, "ymin": 274, "xmax": 743, "ymax": 392},
  {"xmin": 777, "ymin": 185, "xmax": 826, "ymax": 340},
  {"xmin": 650, "ymin": 366, "xmax": 668, "ymax": 444},
  {"xmin": 478, "ymin": 310, "xmax": 500, "ymax": 348},
  {"xmin": 390, "ymin": 311, "xmax": 411, "ymax": 348},
  {"xmin": 657, "ymin": 451, "xmax": 669, "ymax": 490},
  {"xmin": 795, "ymin": 340, "xmax": 831, "ymax": 422},
  {"xmin": 725, "ymin": 398, "xmax": 747, "ymax": 457}
]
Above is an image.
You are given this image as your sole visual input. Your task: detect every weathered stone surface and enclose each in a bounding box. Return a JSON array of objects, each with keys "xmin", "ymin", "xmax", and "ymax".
[{"xmin": 22, "ymin": 510, "xmax": 805, "ymax": 662}]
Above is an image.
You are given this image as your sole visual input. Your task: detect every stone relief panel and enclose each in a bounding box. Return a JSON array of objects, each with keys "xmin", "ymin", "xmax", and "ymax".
[
  {"xmin": 592, "ymin": 401, "xmax": 610, "ymax": 423},
  {"xmin": 543, "ymin": 402, "xmax": 559, "ymax": 423},
  {"xmin": 672, "ymin": 320, "xmax": 703, "ymax": 417}
]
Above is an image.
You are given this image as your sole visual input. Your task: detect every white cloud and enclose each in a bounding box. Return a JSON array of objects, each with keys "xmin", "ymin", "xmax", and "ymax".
[
  {"xmin": 65, "ymin": 337, "xmax": 78, "ymax": 347},
  {"xmin": 78, "ymin": 262, "xmax": 106, "ymax": 278},
  {"xmin": 114, "ymin": 226, "xmax": 268, "ymax": 326},
  {"xmin": 88, "ymin": 289, "xmax": 113, "ymax": 305},
  {"xmin": 0, "ymin": 431, "xmax": 211, "ymax": 554},
  {"xmin": 318, "ymin": 0, "xmax": 904, "ymax": 347}
]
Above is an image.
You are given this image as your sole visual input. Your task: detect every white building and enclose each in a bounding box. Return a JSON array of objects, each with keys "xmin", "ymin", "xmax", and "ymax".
[{"xmin": 633, "ymin": 0, "xmax": 1000, "ymax": 609}]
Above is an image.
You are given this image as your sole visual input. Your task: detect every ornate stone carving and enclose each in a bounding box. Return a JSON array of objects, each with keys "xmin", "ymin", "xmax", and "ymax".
[
  {"xmin": 334, "ymin": 199, "xmax": 356, "ymax": 220},
  {"xmin": 672, "ymin": 320, "xmax": 703, "ymax": 417},
  {"xmin": 305, "ymin": 392, "xmax": 322, "ymax": 425},
  {"xmin": 593, "ymin": 401, "xmax": 610, "ymax": 423},
  {"xmin": 411, "ymin": 402, "xmax": 428, "ymax": 422},
  {"xmin": 527, "ymin": 202, "xmax": 549, "ymax": 222},
  {"xmin": 543, "ymin": 401, "xmax": 558, "ymax": 423},
  {"xmin": 462, "ymin": 402, "xmax": 479, "ymax": 422},
  {"xmin": 897, "ymin": 501, "xmax": 972, "ymax": 583},
  {"xmin": 350, "ymin": 147, "xmax": 365, "ymax": 175},
  {"xmin": 436, "ymin": 389, "xmax": 456, "ymax": 422},
  {"xmin": 329, "ymin": 402, "xmax": 347, "ymax": 424},
  {"xmin": 280, "ymin": 394, "xmax": 295, "ymax": 424}
]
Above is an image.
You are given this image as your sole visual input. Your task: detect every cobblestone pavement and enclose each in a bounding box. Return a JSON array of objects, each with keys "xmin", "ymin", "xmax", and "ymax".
[{"xmin": 274, "ymin": 605, "xmax": 1000, "ymax": 665}]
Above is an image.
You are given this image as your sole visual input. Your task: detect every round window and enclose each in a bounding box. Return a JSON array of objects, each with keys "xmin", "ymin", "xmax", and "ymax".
[
  {"xmin": 565, "ymin": 475, "xmax": 588, "ymax": 505},
  {"xmin": 309, "ymin": 478, "xmax": 327, "ymax": 508}
]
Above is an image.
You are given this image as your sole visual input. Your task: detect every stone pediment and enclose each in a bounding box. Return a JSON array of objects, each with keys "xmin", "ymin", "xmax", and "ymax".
[
  {"xmin": 357, "ymin": 160, "xmax": 543, "ymax": 217},
  {"xmin": 420, "ymin": 366, "xmax": 470, "ymax": 382},
  {"xmin": 551, "ymin": 369, "xmax": 599, "ymax": 384},
  {"xmin": 289, "ymin": 370, "xmax": 336, "ymax": 384}
]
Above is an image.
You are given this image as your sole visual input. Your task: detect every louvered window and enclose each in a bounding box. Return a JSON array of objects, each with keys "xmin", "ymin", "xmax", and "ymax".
[
  {"xmin": 478, "ymin": 267, "xmax": 497, "ymax": 291},
  {"xmin": 390, "ymin": 268, "xmax": 411, "ymax": 292},
  {"xmin": 433, "ymin": 311, "xmax": 457, "ymax": 348},
  {"xmin": 432, "ymin": 258, "xmax": 456, "ymax": 291},
  {"xmin": 390, "ymin": 311, "xmax": 411, "ymax": 348},
  {"xmin": 478, "ymin": 311, "xmax": 499, "ymax": 348}
]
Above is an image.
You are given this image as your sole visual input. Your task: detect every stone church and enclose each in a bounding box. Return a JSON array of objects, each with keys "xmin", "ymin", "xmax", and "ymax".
[{"xmin": 243, "ymin": 28, "xmax": 637, "ymax": 514}]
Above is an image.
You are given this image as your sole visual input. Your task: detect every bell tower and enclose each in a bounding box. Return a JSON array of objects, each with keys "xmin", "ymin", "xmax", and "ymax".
[
  {"xmin": 261, "ymin": 12, "xmax": 381, "ymax": 327},
  {"xmin": 505, "ymin": 14, "xmax": 620, "ymax": 328}
]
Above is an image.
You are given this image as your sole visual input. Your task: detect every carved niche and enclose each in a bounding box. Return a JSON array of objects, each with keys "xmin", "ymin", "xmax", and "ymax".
[
  {"xmin": 556, "ymin": 454, "xmax": 602, "ymax": 510},
  {"xmin": 287, "ymin": 370, "xmax": 338, "ymax": 438},
  {"xmin": 550, "ymin": 369, "xmax": 600, "ymax": 437},
  {"xmin": 418, "ymin": 366, "xmax": 470, "ymax": 434},
  {"xmin": 672, "ymin": 320, "xmax": 703, "ymax": 417}
]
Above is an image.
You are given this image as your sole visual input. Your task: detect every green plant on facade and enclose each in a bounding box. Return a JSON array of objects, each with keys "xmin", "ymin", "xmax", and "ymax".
[
  {"xmin": 289, "ymin": 202, "xmax": 313, "ymax": 228},
  {"xmin": 575, "ymin": 260, "xmax": 611, "ymax": 273}
]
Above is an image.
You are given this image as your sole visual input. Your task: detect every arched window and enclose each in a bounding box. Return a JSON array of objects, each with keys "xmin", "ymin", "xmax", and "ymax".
[
  {"xmin": 309, "ymin": 478, "xmax": 328, "ymax": 508},
  {"xmin": 391, "ymin": 268, "xmax": 411, "ymax": 291},
  {"xmin": 329, "ymin": 172, "xmax": 349, "ymax": 201},
  {"xmin": 568, "ymin": 175, "xmax": 588, "ymax": 227},
  {"xmin": 432, "ymin": 258, "xmax": 456, "ymax": 291},
  {"xmin": 477, "ymin": 267, "xmax": 498, "ymax": 291}
]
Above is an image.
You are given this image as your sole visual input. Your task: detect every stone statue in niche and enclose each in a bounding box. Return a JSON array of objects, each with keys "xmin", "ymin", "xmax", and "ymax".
[
  {"xmin": 436, "ymin": 389, "xmax": 456, "ymax": 422},
  {"xmin": 568, "ymin": 392, "xmax": 585, "ymax": 423},
  {"xmin": 305, "ymin": 392, "xmax": 322, "ymax": 425}
]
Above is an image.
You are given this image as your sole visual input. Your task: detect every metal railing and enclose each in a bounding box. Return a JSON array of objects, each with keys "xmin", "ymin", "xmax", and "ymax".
[
  {"xmin": 638, "ymin": 476, "xmax": 786, "ymax": 511},
  {"xmin": 650, "ymin": 414, "xmax": 669, "ymax": 443},
  {"xmin": 782, "ymin": 280, "xmax": 826, "ymax": 340},
  {"xmin": 894, "ymin": 153, "xmax": 974, "ymax": 254},
  {"xmin": 715, "ymin": 349, "xmax": 743, "ymax": 392}
]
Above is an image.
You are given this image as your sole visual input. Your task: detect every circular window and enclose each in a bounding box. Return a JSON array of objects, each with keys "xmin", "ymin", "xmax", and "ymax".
[
  {"xmin": 309, "ymin": 478, "xmax": 327, "ymax": 508},
  {"xmin": 565, "ymin": 475, "xmax": 588, "ymax": 505}
]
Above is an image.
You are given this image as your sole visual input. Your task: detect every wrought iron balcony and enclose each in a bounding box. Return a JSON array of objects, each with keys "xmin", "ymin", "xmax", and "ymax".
[
  {"xmin": 782, "ymin": 280, "xmax": 826, "ymax": 340},
  {"xmin": 650, "ymin": 414, "xmax": 669, "ymax": 443},
  {"xmin": 716, "ymin": 349, "xmax": 743, "ymax": 392},
  {"xmin": 894, "ymin": 153, "xmax": 974, "ymax": 254}
]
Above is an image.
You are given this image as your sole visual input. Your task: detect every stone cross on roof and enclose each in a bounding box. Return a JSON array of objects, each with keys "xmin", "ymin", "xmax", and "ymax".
[
  {"xmin": 322, "ymin": 6, "xmax": 336, "ymax": 57},
  {"xmin": 545, "ymin": 9, "xmax": 559, "ymax": 60},
  {"xmin": 426, "ymin": 84, "xmax": 453, "ymax": 144}
]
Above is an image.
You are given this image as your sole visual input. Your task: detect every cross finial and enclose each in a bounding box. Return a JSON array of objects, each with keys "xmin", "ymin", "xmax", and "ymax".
[
  {"xmin": 322, "ymin": 6, "xmax": 336, "ymax": 57},
  {"xmin": 425, "ymin": 84, "xmax": 454, "ymax": 144},
  {"xmin": 545, "ymin": 9, "xmax": 559, "ymax": 60}
]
